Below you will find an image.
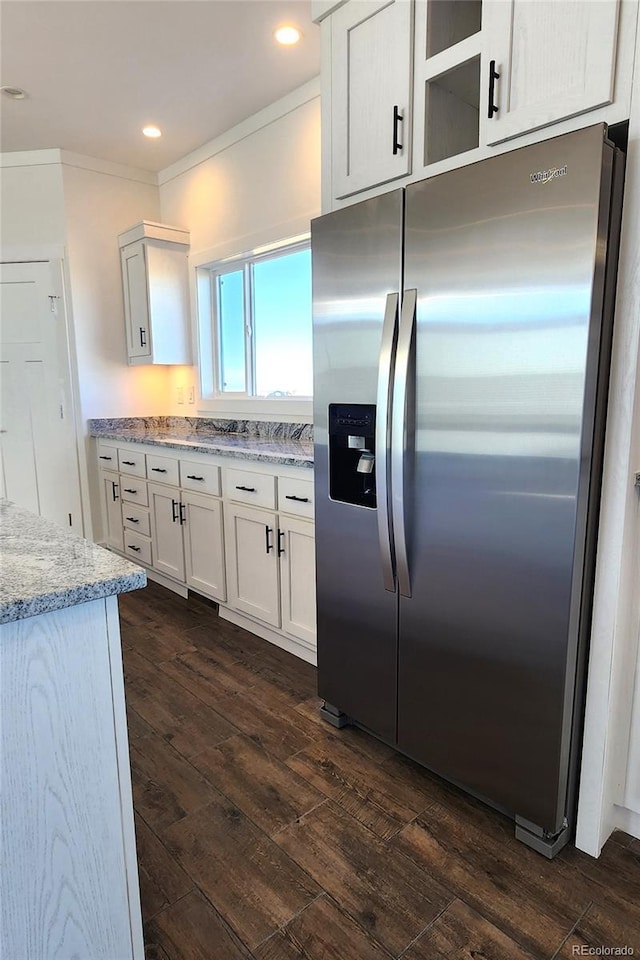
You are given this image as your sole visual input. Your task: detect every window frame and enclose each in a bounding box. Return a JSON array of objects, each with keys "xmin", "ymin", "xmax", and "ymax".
[{"xmin": 200, "ymin": 237, "xmax": 313, "ymax": 404}]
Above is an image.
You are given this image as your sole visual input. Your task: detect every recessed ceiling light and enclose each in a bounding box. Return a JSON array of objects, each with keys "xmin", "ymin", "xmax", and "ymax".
[
  {"xmin": 1, "ymin": 86, "xmax": 27, "ymax": 100},
  {"xmin": 142, "ymin": 125, "xmax": 162, "ymax": 139},
  {"xmin": 275, "ymin": 25, "xmax": 301, "ymax": 45}
]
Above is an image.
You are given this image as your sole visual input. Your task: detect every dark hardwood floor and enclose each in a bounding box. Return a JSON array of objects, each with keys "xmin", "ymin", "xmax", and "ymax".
[{"xmin": 119, "ymin": 581, "xmax": 640, "ymax": 960}]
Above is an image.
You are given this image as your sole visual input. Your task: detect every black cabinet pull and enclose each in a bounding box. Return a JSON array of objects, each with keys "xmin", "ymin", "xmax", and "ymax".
[
  {"xmin": 179, "ymin": 503, "xmax": 186, "ymax": 525},
  {"xmin": 265, "ymin": 525, "xmax": 273, "ymax": 554},
  {"xmin": 122, "ymin": 460, "xmax": 135, "ymax": 466},
  {"xmin": 187, "ymin": 474, "xmax": 205, "ymax": 481},
  {"xmin": 151, "ymin": 467, "xmax": 167, "ymax": 473},
  {"xmin": 123, "ymin": 488, "xmax": 137, "ymax": 494},
  {"xmin": 277, "ymin": 529, "xmax": 285, "ymax": 557},
  {"xmin": 139, "ymin": 326, "xmax": 147, "ymax": 347},
  {"xmin": 111, "ymin": 481, "xmax": 119, "ymax": 502},
  {"xmin": 236, "ymin": 485, "xmax": 256, "ymax": 492},
  {"xmin": 393, "ymin": 105, "xmax": 403, "ymax": 155},
  {"xmin": 127, "ymin": 544, "xmax": 141, "ymax": 553},
  {"xmin": 99, "ymin": 455, "xmax": 112, "ymax": 461},
  {"xmin": 488, "ymin": 60, "xmax": 500, "ymax": 118},
  {"xmin": 125, "ymin": 517, "xmax": 139, "ymax": 523},
  {"xmin": 285, "ymin": 494, "xmax": 310, "ymax": 503},
  {"xmin": 171, "ymin": 499, "xmax": 179, "ymax": 523}
]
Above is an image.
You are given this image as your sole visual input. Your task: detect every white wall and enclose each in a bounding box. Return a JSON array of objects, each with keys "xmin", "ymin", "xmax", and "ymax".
[
  {"xmin": 158, "ymin": 81, "xmax": 321, "ymax": 419},
  {"xmin": 61, "ymin": 161, "xmax": 168, "ymax": 421}
]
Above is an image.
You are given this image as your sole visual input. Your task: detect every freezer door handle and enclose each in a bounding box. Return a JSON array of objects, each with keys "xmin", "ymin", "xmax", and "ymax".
[
  {"xmin": 376, "ymin": 291, "xmax": 399, "ymax": 592},
  {"xmin": 391, "ymin": 287, "xmax": 417, "ymax": 598}
]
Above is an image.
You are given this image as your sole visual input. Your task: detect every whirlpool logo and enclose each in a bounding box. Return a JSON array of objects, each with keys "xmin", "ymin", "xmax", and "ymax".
[{"xmin": 530, "ymin": 164, "xmax": 568, "ymax": 184}]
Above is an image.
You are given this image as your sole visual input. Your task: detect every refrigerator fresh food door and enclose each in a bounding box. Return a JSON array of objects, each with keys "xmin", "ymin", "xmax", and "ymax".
[
  {"xmin": 398, "ymin": 125, "xmax": 616, "ymax": 836},
  {"xmin": 312, "ymin": 190, "xmax": 403, "ymax": 743}
]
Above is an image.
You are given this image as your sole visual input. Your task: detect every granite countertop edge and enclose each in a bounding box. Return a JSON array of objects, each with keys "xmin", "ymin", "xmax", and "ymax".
[
  {"xmin": 1, "ymin": 500, "xmax": 147, "ymax": 625},
  {"xmin": 91, "ymin": 430, "xmax": 315, "ymax": 468}
]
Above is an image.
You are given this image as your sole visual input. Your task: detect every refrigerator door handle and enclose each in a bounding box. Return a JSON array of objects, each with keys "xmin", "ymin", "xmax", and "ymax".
[
  {"xmin": 376, "ymin": 291, "xmax": 399, "ymax": 592},
  {"xmin": 392, "ymin": 287, "xmax": 417, "ymax": 598}
]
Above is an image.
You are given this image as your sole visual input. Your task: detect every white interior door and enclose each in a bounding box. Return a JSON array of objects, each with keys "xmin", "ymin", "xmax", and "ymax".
[{"xmin": 0, "ymin": 261, "xmax": 82, "ymax": 530}]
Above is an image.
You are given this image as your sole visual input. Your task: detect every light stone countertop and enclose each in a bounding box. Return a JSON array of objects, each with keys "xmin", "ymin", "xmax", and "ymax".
[
  {"xmin": 91, "ymin": 425, "xmax": 314, "ymax": 468},
  {"xmin": 0, "ymin": 501, "xmax": 147, "ymax": 624}
]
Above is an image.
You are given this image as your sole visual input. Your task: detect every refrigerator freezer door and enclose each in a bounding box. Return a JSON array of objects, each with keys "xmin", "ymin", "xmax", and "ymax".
[
  {"xmin": 312, "ymin": 190, "xmax": 403, "ymax": 742},
  {"xmin": 399, "ymin": 126, "xmax": 615, "ymax": 833}
]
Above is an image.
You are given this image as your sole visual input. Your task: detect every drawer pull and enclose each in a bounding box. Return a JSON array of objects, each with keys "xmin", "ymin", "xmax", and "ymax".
[
  {"xmin": 187, "ymin": 474, "xmax": 205, "ymax": 481},
  {"xmin": 99, "ymin": 455, "xmax": 113, "ymax": 460},
  {"xmin": 122, "ymin": 460, "xmax": 136, "ymax": 466},
  {"xmin": 151, "ymin": 467, "xmax": 167, "ymax": 473},
  {"xmin": 123, "ymin": 488, "xmax": 137, "ymax": 494},
  {"xmin": 236, "ymin": 485, "xmax": 256, "ymax": 492},
  {"xmin": 285, "ymin": 494, "xmax": 310, "ymax": 503},
  {"xmin": 125, "ymin": 517, "xmax": 139, "ymax": 523},
  {"xmin": 127, "ymin": 545, "xmax": 141, "ymax": 553}
]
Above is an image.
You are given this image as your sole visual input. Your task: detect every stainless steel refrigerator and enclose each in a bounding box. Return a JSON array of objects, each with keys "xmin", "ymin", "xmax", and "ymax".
[{"xmin": 311, "ymin": 124, "xmax": 624, "ymax": 858}]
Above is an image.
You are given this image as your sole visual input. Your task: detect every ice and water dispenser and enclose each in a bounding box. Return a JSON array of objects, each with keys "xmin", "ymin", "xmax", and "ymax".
[{"xmin": 328, "ymin": 404, "xmax": 377, "ymax": 509}]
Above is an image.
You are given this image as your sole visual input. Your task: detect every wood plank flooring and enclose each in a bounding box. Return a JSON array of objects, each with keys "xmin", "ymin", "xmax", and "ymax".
[{"xmin": 119, "ymin": 581, "xmax": 640, "ymax": 960}]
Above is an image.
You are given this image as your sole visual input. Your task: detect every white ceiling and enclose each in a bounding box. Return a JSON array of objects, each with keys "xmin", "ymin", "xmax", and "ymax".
[{"xmin": 0, "ymin": 0, "xmax": 321, "ymax": 172}]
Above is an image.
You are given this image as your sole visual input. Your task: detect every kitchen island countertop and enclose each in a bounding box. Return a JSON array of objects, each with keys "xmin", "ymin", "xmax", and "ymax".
[{"xmin": 0, "ymin": 500, "xmax": 146, "ymax": 624}]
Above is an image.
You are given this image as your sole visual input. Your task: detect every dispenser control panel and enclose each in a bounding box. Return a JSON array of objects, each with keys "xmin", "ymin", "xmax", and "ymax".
[{"xmin": 328, "ymin": 403, "xmax": 377, "ymax": 509}]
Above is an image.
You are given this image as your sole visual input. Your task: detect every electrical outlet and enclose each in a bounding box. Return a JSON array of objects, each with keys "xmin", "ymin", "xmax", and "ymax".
[
  {"xmin": 188, "ymin": 385, "xmax": 195, "ymax": 404},
  {"xmin": 176, "ymin": 386, "xmax": 184, "ymax": 405}
]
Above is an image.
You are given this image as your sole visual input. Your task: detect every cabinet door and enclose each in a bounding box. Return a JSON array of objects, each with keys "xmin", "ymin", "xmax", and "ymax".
[
  {"xmin": 331, "ymin": 0, "xmax": 413, "ymax": 198},
  {"xmin": 483, "ymin": 0, "xmax": 620, "ymax": 145},
  {"xmin": 120, "ymin": 241, "xmax": 151, "ymax": 361},
  {"xmin": 224, "ymin": 503, "xmax": 280, "ymax": 627},
  {"xmin": 148, "ymin": 482, "xmax": 185, "ymax": 582},
  {"xmin": 182, "ymin": 491, "xmax": 226, "ymax": 602},
  {"xmin": 279, "ymin": 517, "xmax": 316, "ymax": 649},
  {"xmin": 101, "ymin": 472, "xmax": 124, "ymax": 552}
]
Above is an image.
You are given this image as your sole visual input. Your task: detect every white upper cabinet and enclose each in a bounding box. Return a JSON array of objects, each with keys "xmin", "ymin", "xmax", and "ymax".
[
  {"xmin": 331, "ymin": 0, "xmax": 414, "ymax": 198},
  {"xmin": 118, "ymin": 221, "xmax": 191, "ymax": 366},
  {"xmin": 482, "ymin": 0, "xmax": 621, "ymax": 145}
]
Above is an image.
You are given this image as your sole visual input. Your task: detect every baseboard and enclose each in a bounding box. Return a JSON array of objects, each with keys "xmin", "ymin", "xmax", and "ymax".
[
  {"xmin": 612, "ymin": 804, "xmax": 640, "ymax": 841},
  {"xmin": 219, "ymin": 606, "xmax": 317, "ymax": 666}
]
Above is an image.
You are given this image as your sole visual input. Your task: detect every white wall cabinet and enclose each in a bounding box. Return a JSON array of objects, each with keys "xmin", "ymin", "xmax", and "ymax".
[
  {"xmin": 320, "ymin": 0, "xmax": 636, "ymax": 208},
  {"xmin": 330, "ymin": 0, "xmax": 414, "ymax": 198},
  {"xmin": 482, "ymin": 0, "xmax": 621, "ymax": 145},
  {"xmin": 118, "ymin": 221, "xmax": 191, "ymax": 366}
]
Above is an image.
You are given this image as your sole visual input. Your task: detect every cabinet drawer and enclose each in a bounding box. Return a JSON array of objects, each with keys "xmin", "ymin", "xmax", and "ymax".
[
  {"xmin": 120, "ymin": 480, "xmax": 148, "ymax": 507},
  {"xmin": 278, "ymin": 476, "xmax": 314, "ymax": 519},
  {"xmin": 97, "ymin": 441, "xmax": 118, "ymax": 469},
  {"xmin": 180, "ymin": 459, "xmax": 221, "ymax": 497},
  {"xmin": 223, "ymin": 467, "xmax": 276, "ymax": 509},
  {"xmin": 146, "ymin": 453, "xmax": 179, "ymax": 486},
  {"xmin": 122, "ymin": 529, "xmax": 152, "ymax": 565},
  {"xmin": 117, "ymin": 448, "xmax": 146, "ymax": 478},
  {"xmin": 122, "ymin": 503, "xmax": 151, "ymax": 537}
]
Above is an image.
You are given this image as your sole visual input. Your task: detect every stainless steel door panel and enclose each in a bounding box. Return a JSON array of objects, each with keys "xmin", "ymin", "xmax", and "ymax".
[
  {"xmin": 312, "ymin": 191, "xmax": 403, "ymax": 742},
  {"xmin": 398, "ymin": 126, "xmax": 614, "ymax": 831}
]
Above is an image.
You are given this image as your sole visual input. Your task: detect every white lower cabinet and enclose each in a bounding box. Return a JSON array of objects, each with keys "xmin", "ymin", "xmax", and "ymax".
[
  {"xmin": 224, "ymin": 501, "xmax": 316, "ymax": 646},
  {"xmin": 182, "ymin": 490, "xmax": 226, "ymax": 601},
  {"xmin": 279, "ymin": 515, "xmax": 317, "ymax": 648},
  {"xmin": 97, "ymin": 441, "xmax": 316, "ymax": 657},
  {"xmin": 101, "ymin": 471, "xmax": 124, "ymax": 552},
  {"xmin": 224, "ymin": 502, "xmax": 281, "ymax": 627},
  {"xmin": 148, "ymin": 482, "xmax": 185, "ymax": 581}
]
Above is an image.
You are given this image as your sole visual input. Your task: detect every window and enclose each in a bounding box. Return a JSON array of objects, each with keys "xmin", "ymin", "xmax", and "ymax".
[{"xmin": 200, "ymin": 242, "xmax": 312, "ymax": 399}]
